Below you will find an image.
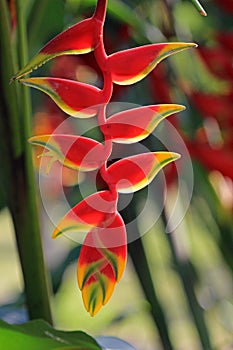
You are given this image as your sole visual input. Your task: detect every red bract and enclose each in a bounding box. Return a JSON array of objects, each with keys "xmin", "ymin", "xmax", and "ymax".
[
  {"xmin": 29, "ymin": 134, "xmax": 107, "ymax": 171},
  {"xmin": 52, "ymin": 190, "xmax": 118, "ymax": 239},
  {"xmin": 78, "ymin": 213, "xmax": 127, "ymax": 316},
  {"xmin": 12, "ymin": 0, "xmax": 107, "ymax": 80},
  {"xmin": 187, "ymin": 140, "xmax": 233, "ymax": 180},
  {"xmin": 107, "ymin": 152, "xmax": 180, "ymax": 193},
  {"xmin": 214, "ymin": 0, "xmax": 233, "ymax": 13},
  {"xmin": 198, "ymin": 46, "xmax": 233, "ymax": 81},
  {"xmin": 102, "ymin": 104, "xmax": 185, "ymax": 143},
  {"xmin": 20, "ymin": 77, "xmax": 104, "ymax": 118},
  {"xmin": 107, "ymin": 42, "xmax": 197, "ymax": 85},
  {"xmin": 190, "ymin": 91, "xmax": 233, "ymax": 127},
  {"xmin": 216, "ymin": 31, "xmax": 233, "ymax": 52},
  {"xmin": 15, "ymin": 0, "xmax": 196, "ymax": 315}
]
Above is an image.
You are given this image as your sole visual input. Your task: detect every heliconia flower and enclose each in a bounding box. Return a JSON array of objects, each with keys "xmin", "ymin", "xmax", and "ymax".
[
  {"xmin": 198, "ymin": 46, "xmax": 233, "ymax": 81},
  {"xmin": 77, "ymin": 212, "xmax": 127, "ymax": 316},
  {"xmin": 29, "ymin": 134, "xmax": 107, "ymax": 172},
  {"xmin": 52, "ymin": 190, "xmax": 118, "ymax": 239},
  {"xmin": 107, "ymin": 42, "xmax": 197, "ymax": 85},
  {"xmin": 101, "ymin": 104, "xmax": 185, "ymax": 143},
  {"xmin": 106, "ymin": 152, "xmax": 180, "ymax": 193},
  {"xmin": 20, "ymin": 78, "xmax": 104, "ymax": 118},
  {"xmin": 214, "ymin": 0, "xmax": 233, "ymax": 13},
  {"xmin": 216, "ymin": 31, "xmax": 233, "ymax": 52},
  {"xmin": 12, "ymin": 0, "xmax": 108, "ymax": 80}
]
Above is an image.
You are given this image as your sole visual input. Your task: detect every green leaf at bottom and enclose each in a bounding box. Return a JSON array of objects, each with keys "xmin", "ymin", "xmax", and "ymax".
[{"xmin": 0, "ymin": 319, "xmax": 101, "ymax": 350}]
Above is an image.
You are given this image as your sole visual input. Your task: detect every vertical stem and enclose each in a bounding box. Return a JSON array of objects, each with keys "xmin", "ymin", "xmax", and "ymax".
[
  {"xmin": 161, "ymin": 210, "xmax": 213, "ymax": 350},
  {"xmin": 8, "ymin": 0, "xmax": 53, "ymax": 323},
  {"xmin": 93, "ymin": 0, "xmax": 108, "ymax": 23},
  {"xmin": 0, "ymin": 0, "xmax": 22, "ymax": 157},
  {"xmin": 129, "ymin": 239, "xmax": 174, "ymax": 350},
  {"xmin": 125, "ymin": 199, "xmax": 174, "ymax": 350}
]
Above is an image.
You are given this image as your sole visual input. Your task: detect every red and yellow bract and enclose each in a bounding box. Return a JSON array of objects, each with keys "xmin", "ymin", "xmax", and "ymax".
[
  {"xmin": 102, "ymin": 104, "xmax": 185, "ymax": 143},
  {"xmin": 78, "ymin": 213, "xmax": 127, "ymax": 316},
  {"xmin": 107, "ymin": 152, "xmax": 180, "ymax": 193},
  {"xmin": 29, "ymin": 134, "xmax": 107, "ymax": 171}
]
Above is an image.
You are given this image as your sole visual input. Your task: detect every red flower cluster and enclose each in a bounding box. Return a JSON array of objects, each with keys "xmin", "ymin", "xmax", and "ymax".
[{"xmin": 14, "ymin": 0, "xmax": 196, "ymax": 315}]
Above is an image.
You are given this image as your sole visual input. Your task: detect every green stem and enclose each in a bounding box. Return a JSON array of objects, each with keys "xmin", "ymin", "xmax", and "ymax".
[
  {"xmin": 2, "ymin": 0, "xmax": 53, "ymax": 323},
  {"xmin": 0, "ymin": 0, "xmax": 22, "ymax": 157},
  {"xmin": 161, "ymin": 210, "xmax": 213, "ymax": 350},
  {"xmin": 129, "ymin": 239, "xmax": 174, "ymax": 350},
  {"xmin": 125, "ymin": 197, "xmax": 174, "ymax": 350}
]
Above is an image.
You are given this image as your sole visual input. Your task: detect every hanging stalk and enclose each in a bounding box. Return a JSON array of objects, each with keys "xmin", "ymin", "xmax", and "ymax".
[
  {"xmin": 161, "ymin": 210, "xmax": 213, "ymax": 350},
  {"xmin": 0, "ymin": 0, "xmax": 52, "ymax": 323}
]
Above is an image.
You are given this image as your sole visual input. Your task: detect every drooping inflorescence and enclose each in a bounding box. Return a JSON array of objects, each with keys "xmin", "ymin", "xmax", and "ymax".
[{"xmin": 14, "ymin": 0, "xmax": 196, "ymax": 316}]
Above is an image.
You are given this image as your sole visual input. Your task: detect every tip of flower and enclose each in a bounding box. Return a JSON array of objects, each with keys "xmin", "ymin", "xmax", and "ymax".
[
  {"xmin": 171, "ymin": 152, "xmax": 181, "ymax": 160},
  {"xmin": 189, "ymin": 43, "xmax": 198, "ymax": 48},
  {"xmin": 52, "ymin": 227, "xmax": 61, "ymax": 239}
]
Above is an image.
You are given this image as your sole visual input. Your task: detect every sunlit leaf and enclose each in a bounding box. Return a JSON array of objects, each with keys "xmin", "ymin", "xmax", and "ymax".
[
  {"xmin": 102, "ymin": 104, "xmax": 185, "ymax": 143},
  {"xmin": 0, "ymin": 319, "xmax": 101, "ymax": 350},
  {"xmin": 20, "ymin": 77, "xmax": 103, "ymax": 118},
  {"xmin": 107, "ymin": 42, "xmax": 197, "ymax": 85},
  {"xmin": 107, "ymin": 152, "xmax": 180, "ymax": 193},
  {"xmin": 78, "ymin": 213, "xmax": 127, "ymax": 316},
  {"xmin": 52, "ymin": 191, "xmax": 118, "ymax": 239},
  {"xmin": 29, "ymin": 134, "xmax": 107, "ymax": 172}
]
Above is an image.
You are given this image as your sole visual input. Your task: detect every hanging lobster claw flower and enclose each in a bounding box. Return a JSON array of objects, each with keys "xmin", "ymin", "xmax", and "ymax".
[
  {"xmin": 12, "ymin": 0, "xmax": 108, "ymax": 80},
  {"xmin": 20, "ymin": 77, "xmax": 103, "ymax": 117},
  {"xmin": 29, "ymin": 134, "xmax": 106, "ymax": 172},
  {"xmin": 102, "ymin": 104, "xmax": 185, "ymax": 143},
  {"xmin": 107, "ymin": 152, "xmax": 180, "ymax": 193},
  {"xmin": 52, "ymin": 190, "xmax": 118, "ymax": 239},
  {"xmin": 107, "ymin": 42, "xmax": 197, "ymax": 85},
  {"xmin": 78, "ymin": 212, "xmax": 127, "ymax": 316}
]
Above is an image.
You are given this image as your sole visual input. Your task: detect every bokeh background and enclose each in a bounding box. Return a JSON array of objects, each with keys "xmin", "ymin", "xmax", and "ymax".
[{"xmin": 1, "ymin": 1, "xmax": 232, "ymax": 349}]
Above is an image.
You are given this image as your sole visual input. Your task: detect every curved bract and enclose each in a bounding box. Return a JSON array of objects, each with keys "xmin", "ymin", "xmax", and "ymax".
[
  {"xmin": 29, "ymin": 134, "xmax": 106, "ymax": 171},
  {"xmin": 78, "ymin": 213, "xmax": 127, "ymax": 316},
  {"xmin": 52, "ymin": 191, "xmax": 118, "ymax": 239},
  {"xmin": 12, "ymin": 0, "xmax": 109, "ymax": 82},
  {"xmin": 20, "ymin": 78, "xmax": 103, "ymax": 118},
  {"xmin": 107, "ymin": 42, "xmax": 197, "ymax": 85},
  {"xmin": 107, "ymin": 152, "xmax": 180, "ymax": 193},
  {"xmin": 102, "ymin": 104, "xmax": 185, "ymax": 143}
]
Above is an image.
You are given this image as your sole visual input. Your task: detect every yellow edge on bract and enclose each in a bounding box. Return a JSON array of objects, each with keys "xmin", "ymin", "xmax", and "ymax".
[
  {"xmin": 112, "ymin": 104, "xmax": 185, "ymax": 144},
  {"xmin": 52, "ymin": 220, "xmax": 93, "ymax": 239},
  {"xmin": 113, "ymin": 43, "xmax": 197, "ymax": 86},
  {"xmin": 117, "ymin": 152, "xmax": 180, "ymax": 194},
  {"xmin": 20, "ymin": 77, "xmax": 97, "ymax": 118},
  {"xmin": 13, "ymin": 48, "xmax": 94, "ymax": 81}
]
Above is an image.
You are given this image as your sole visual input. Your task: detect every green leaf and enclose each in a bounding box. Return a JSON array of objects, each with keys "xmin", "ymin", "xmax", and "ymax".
[{"xmin": 0, "ymin": 320, "xmax": 101, "ymax": 350}]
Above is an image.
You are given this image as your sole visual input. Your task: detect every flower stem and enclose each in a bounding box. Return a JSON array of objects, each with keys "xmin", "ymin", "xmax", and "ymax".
[
  {"xmin": 6, "ymin": 0, "xmax": 53, "ymax": 323},
  {"xmin": 161, "ymin": 209, "xmax": 213, "ymax": 350},
  {"xmin": 125, "ymin": 198, "xmax": 174, "ymax": 350}
]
